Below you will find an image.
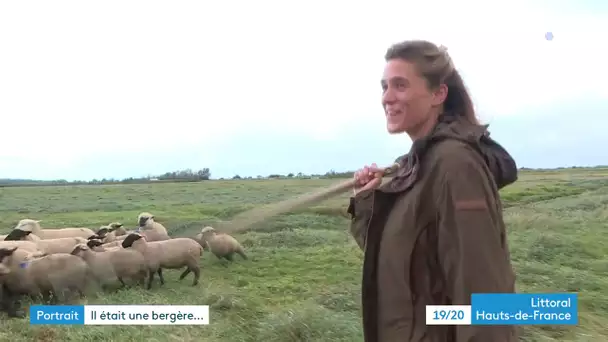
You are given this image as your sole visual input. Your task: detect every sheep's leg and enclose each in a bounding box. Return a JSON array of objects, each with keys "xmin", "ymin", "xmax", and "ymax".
[
  {"xmin": 41, "ymin": 292, "xmax": 52, "ymax": 304},
  {"xmin": 237, "ymin": 249, "xmax": 248, "ymax": 260},
  {"xmin": 118, "ymin": 277, "xmax": 127, "ymax": 288},
  {"xmin": 146, "ymin": 269, "xmax": 155, "ymax": 290},
  {"xmin": 179, "ymin": 268, "xmax": 192, "ymax": 281},
  {"xmin": 157, "ymin": 268, "xmax": 165, "ymax": 286},
  {"xmin": 3, "ymin": 297, "xmax": 24, "ymax": 318},
  {"xmin": 191, "ymin": 266, "xmax": 200, "ymax": 286},
  {"xmin": 137, "ymin": 270, "xmax": 147, "ymax": 287},
  {"xmin": 224, "ymin": 253, "xmax": 234, "ymax": 262},
  {"xmin": 0, "ymin": 287, "xmax": 24, "ymax": 318}
]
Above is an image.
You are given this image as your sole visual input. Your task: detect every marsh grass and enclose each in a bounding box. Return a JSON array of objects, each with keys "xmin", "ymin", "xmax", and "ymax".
[{"xmin": 0, "ymin": 168, "xmax": 606, "ymax": 341}]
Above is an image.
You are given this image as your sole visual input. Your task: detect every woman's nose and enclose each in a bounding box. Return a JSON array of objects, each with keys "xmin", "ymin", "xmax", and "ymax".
[{"xmin": 382, "ymin": 89, "xmax": 397, "ymax": 105}]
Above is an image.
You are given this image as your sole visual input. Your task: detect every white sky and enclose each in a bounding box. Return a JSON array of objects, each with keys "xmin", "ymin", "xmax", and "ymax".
[{"xmin": 1, "ymin": 1, "xmax": 606, "ymax": 179}]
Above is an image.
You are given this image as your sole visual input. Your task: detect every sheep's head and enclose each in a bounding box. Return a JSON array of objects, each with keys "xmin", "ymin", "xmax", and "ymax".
[
  {"xmin": 108, "ymin": 222, "xmax": 126, "ymax": 235},
  {"xmin": 4, "ymin": 228, "xmax": 33, "ymax": 241},
  {"xmin": 193, "ymin": 233, "xmax": 209, "ymax": 250},
  {"xmin": 0, "ymin": 247, "xmax": 18, "ymax": 274},
  {"xmin": 14, "ymin": 219, "xmax": 41, "ymax": 233},
  {"xmin": 201, "ymin": 226, "xmax": 217, "ymax": 239},
  {"xmin": 95, "ymin": 227, "xmax": 110, "ymax": 238},
  {"xmin": 70, "ymin": 244, "xmax": 89, "ymax": 256},
  {"xmin": 122, "ymin": 232, "xmax": 145, "ymax": 248},
  {"xmin": 87, "ymin": 239, "xmax": 104, "ymax": 249},
  {"xmin": 137, "ymin": 212, "xmax": 154, "ymax": 227},
  {"xmin": 108, "ymin": 222, "xmax": 123, "ymax": 230}
]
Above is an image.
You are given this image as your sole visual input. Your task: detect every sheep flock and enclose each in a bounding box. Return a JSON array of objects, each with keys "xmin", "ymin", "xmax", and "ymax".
[{"xmin": 0, "ymin": 212, "xmax": 247, "ymax": 318}]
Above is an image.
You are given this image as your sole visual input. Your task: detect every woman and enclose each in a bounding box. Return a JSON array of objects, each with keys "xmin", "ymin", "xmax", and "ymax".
[{"xmin": 348, "ymin": 40, "xmax": 519, "ymax": 341}]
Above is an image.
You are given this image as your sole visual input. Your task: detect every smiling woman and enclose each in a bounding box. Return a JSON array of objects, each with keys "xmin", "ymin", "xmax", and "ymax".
[{"xmin": 349, "ymin": 40, "xmax": 519, "ymax": 342}]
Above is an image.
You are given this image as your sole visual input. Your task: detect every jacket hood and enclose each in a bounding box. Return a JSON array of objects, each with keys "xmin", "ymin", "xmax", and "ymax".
[{"xmin": 399, "ymin": 113, "xmax": 518, "ymax": 190}]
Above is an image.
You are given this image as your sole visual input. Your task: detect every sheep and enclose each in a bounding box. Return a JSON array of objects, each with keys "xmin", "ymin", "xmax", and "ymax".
[
  {"xmin": 4, "ymin": 229, "xmax": 87, "ymax": 255},
  {"xmin": 199, "ymin": 226, "xmax": 247, "ymax": 262},
  {"xmin": 98, "ymin": 229, "xmax": 169, "ymax": 246},
  {"xmin": 93, "ymin": 222, "xmax": 128, "ymax": 243},
  {"xmin": 121, "ymin": 233, "xmax": 202, "ymax": 290},
  {"xmin": 0, "ymin": 240, "xmax": 44, "ymax": 256},
  {"xmin": 0, "ymin": 248, "xmax": 25, "ymax": 318},
  {"xmin": 0, "ymin": 246, "xmax": 93, "ymax": 304},
  {"xmin": 70, "ymin": 243, "xmax": 148, "ymax": 290},
  {"xmin": 137, "ymin": 212, "xmax": 168, "ymax": 235},
  {"xmin": 87, "ymin": 239, "xmax": 122, "ymax": 252},
  {"xmin": 14, "ymin": 219, "xmax": 97, "ymax": 240}
]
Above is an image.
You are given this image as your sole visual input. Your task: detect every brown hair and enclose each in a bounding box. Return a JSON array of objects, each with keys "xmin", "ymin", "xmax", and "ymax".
[{"xmin": 385, "ymin": 40, "xmax": 479, "ymax": 125}]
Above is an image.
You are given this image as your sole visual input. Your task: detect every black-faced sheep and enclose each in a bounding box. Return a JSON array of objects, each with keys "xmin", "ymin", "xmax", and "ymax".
[
  {"xmin": 137, "ymin": 212, "xmax": 168, "ymax": 235},
  {"xmin": 4, "ymin": 229, "xmax": 87, "ymax": 255},
  {"xmin": 200, "ymin": 226, "xmax": 247, "ymax": 262},
  {"xmin": 70, "ymin": 243, "xmax": 147, "ymax": 289},
  {"xmin": 100, "ymin": 229, "xmax": 169, "ymax": 247},
  {"xmin": 93, "ymin": 222, "xmax": 128, "ymax": 242},
  {"xmin": 14, "ymin": 219, "xmax": 97, "ymax": 240},
  {"xmin": 0, "ymin": 246, "xmax": 93, "ymax": 303},
  {"xmin": 121, "ymin": 233, "xmax": 202, "ymax": 290}
]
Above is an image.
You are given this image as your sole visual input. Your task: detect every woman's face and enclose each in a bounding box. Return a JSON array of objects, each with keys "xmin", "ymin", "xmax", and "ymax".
[{"xmin": 381, "ymin": 59, "xmax": 444, "ymax": 134}]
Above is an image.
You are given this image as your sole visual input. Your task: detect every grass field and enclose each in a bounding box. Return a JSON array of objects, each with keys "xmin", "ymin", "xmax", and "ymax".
[{"xmin": 0, "ymin": 168, "xmax": 607, "ymax": 341}]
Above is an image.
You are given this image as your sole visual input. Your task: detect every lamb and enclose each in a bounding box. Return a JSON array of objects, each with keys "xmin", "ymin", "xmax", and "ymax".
[
  {"xmin": 70, "ymin": 243, "xmax": 148, "ymax": 289},
  {"xmin": 4, "ymin": 229, "xmax": 87, "ymax": 255},
  {"xmin": 199, "ymin": 226, "xmax": 247, "ymax": 262},
  {"xmin": 13, "ymin": 219, "xmax": 97, "ymax": 240},
  {"xmin": 121, "ymin": 233, "xmax": 202, "ymax": 290},
  {"xmin": 137, "ymin": 212, "xmax": 168, "ymax": 235},
  {"xmin": 0, "ymin": 246, "xmax": 93, "ymax": 304}
]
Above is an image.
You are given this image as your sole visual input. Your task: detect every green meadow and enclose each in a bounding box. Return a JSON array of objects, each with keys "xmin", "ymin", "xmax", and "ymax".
[{"xmin": 0, "ymin": 168, "xmax": 607, "ymax": 341}]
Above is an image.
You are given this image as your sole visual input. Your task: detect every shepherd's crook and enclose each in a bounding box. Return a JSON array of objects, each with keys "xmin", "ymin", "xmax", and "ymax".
[{"xmin": 218, "ymin": 162, "xmax": 401, "ymax": 234}]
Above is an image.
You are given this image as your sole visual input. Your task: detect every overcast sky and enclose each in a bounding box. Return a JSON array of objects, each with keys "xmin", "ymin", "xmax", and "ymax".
[{"xmin": 1, "ymin": 1, "xmax": 606, "ymax": 180}]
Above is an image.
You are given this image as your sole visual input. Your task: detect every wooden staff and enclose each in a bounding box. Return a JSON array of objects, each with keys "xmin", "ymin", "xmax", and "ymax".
[{"xmin": 217, "ymin": 162, "xmax": 401, "ymax": 234}]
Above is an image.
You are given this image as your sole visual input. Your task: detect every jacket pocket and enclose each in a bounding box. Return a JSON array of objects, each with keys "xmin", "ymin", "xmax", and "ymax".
[{"xmin": 347, "ymin": 189, "xmax": 375, "ymax": 250}]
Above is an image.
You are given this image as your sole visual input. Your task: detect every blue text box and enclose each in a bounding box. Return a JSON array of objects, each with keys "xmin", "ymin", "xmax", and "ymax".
[
  {"xmin": 30, "ymin": 305, "xmax": 85, "ymax": 325},
  {"xmin": 471, "ymin": 293, "xmax": 578, "ymax": 325}
]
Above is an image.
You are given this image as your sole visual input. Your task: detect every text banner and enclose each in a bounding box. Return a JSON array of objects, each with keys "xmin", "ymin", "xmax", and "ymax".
[
  {"xmin": 30, "ymin": 305, "xmax": 210, "ymax": 325},
  {"xmin": 471, "ymin": 293, "xmax": 578, "ymax": 325}
]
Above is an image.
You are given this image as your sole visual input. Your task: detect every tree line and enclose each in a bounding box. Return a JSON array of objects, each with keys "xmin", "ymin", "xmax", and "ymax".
[
  {"xmin": 3, "ymin": 165, "xmax": 602, "ymax": 188},
  {"xmin": 0, "ymin": 168, "xmax": 355, "ymax": 187}
]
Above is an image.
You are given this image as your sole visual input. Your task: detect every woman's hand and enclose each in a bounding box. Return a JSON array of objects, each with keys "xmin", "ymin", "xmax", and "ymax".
[{"xmin": 353, "ymin": 163, "xmax": 383, "ymax": 196}]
